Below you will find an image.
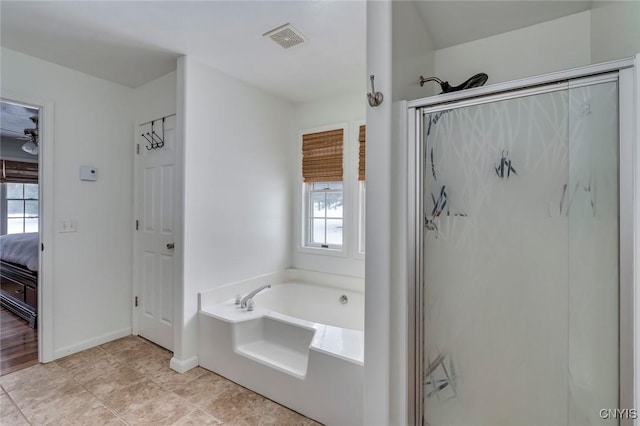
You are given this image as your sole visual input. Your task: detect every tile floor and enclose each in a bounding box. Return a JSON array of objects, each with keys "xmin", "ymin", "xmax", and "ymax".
[{"xmin": 0, "ymin": 336, "xmax": 320, "ymax": 425}]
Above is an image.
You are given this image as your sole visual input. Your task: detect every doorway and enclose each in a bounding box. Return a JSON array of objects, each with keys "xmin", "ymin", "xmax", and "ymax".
[{"xmin": 0, "ymin": 100, "xmax": 40, "ymax": 374}]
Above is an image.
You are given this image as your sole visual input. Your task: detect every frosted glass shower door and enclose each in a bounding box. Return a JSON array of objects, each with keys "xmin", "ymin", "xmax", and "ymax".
[{"xmin": 421, "ymin": 79, "xmax": 619, "ymax": 426}]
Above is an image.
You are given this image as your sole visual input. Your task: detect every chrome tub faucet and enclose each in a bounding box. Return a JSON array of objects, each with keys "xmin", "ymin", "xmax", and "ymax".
[{"xmin": 236, "ymin": 284, "xmax": 272, "ymax": 310}]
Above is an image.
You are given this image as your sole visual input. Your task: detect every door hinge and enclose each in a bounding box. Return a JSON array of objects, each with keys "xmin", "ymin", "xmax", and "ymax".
[
  {"xmin": 136, "ymin": 143, "xmax": 140, "ymax": 155},
  {"xmin": 135, "ymin": 296, "xmax": 139, "ymax": 307},
  {"xmin": 135, "ymin": 220, "xmax": 139, "ymax": 230},
  {"xmin": 41, "ymin": 243, "xmax": 44, "ymax": 252}
]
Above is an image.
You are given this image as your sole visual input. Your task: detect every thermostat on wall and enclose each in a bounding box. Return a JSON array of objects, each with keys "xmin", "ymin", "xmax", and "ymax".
[{"xmin": 80, "ymin": 165, "xmax": 97, "ymax": 181}]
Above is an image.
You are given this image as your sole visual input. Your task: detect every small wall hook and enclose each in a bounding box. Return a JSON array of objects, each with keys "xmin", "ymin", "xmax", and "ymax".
[{"xmin": 367, "ymin": 74, "xmax": 384, "ymax": 107}]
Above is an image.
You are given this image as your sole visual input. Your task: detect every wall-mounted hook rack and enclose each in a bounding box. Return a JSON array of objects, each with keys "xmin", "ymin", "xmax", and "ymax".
[
  {"xmin": 367, "ymin": 74, "xmax": 384, "ymax": 107},
  {"xmin": 139, "ymin": 115, "xmax": 172, "ymax": 150}
]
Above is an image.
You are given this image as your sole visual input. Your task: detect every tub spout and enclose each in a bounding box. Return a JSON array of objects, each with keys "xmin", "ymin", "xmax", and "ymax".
[{"xmin": 240, "ymin": 284, "xmax": 271, "ymax": 309}]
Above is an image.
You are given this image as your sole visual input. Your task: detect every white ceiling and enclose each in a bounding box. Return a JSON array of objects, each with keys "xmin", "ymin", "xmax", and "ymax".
[
  {"xmin": 0, "ymin": 1, "xmax": 593, "ymax": 104},
  {"xmin": 1, "ymin": 102, "xmax": 40, "ymax": 161},
  {"xmin": 0, "ymin": 1, "xmax": 367, "ymax": 103}
]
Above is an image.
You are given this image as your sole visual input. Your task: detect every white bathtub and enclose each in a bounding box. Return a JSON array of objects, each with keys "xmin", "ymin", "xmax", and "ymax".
[{"xmin": 198, "ymin": 269, "xmax": 364, "ymax": 426}]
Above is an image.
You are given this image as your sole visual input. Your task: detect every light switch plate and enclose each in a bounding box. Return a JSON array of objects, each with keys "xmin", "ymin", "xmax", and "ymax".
[{"xmin": 60, "ymin": 219, "xmax": 77, "ymax": 233}]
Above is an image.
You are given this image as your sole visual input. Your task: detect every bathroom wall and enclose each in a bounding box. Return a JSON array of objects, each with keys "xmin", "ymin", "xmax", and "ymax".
[
  {"xmin": 131, "ymin": 71, "xmax": 176, "ymax": 125},
  {"xmin": 292, "ymin": 91, "xmax": 365, "ymax": 279},
  {"xmin": 434, "ymin": 11, "xmax": 591, "ymax": 88},
  {"xmin": 591, "ymin": 1, "xmax": 640, "ymax": 63},
  {"xmin": 175, "ymin": 56, "xmax": 294, "ymax": 365},
  {"xmin": 392, "ymin": 1, "xmax": 436, "ymax": 101},
  {"xmin": 364, "ymin": 1, "xmax": 438, "ymax": 422},
  {"xmin": 1, "ymin": 47, "xmax": 135, "ymax": 359},
  {"xmin": 364, "ymin": 1, "xmax": 393, "ymax": 424}
]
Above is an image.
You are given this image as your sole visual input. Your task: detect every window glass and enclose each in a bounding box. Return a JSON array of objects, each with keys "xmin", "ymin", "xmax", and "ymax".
[
  {"xmin": 8, "ymin": 200, "xmax": 24, "ymax": 216},
  {"xmin": 326, "ymin": 192, "xmax": 343, "ymax": 218},
  {"xmin": 25, "ymin": 200, "xmax": 39, "ymax": 217},
  {"xmin": 25, "ymin": 218, "xmax": 38, "ymax": 233},
  {"xmin": 305, "ymin": 182, "xmax": 343, "ymax": 248},
  {"xmin": 5, "ymin": 183, "xmax": 39, "ymax": 234},
  {"xmin": 24, "ymin": 184, "xmax": 38, "ymax": 199},
  {"xmin": 7, "ymin": 219, "xmax": 23, "ymax": 234},
  {"xmin": 326, "ymin": 219, "xmax": 343, "ymax": 245},
  {"xmin": 6, "ymin": 183, "xmax": 23, "ymax": 199}
]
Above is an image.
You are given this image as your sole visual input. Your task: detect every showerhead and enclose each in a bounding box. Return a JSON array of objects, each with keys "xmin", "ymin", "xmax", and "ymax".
[{"xmin": 420, "ymin": 73, "xmax": 488, "ymax": 94}]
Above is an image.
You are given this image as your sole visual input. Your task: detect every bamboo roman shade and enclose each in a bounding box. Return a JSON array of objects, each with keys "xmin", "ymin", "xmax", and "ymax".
[
  {"xmin": 302, "ymin": 128, "xmax": 343, "ymax": 182},
  {"xmin": 358, "ymin": 125, "xmax": 366, "ymax": 181},
  {"xmin": 1, "ymin": 160, "xmax": 38, "ymax": 183}
]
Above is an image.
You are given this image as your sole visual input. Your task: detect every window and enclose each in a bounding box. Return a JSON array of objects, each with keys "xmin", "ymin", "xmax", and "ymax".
[
  {"xmin": 302, "ymin": 128, "xmax": 344, "ymax": 249},
  {"xmin": 307, "ymin": 182, "xmax": 343, "ymax": 248},
  {"xmin": 6, "ymin": 183, "xmax": 38, "ymax": 234}
]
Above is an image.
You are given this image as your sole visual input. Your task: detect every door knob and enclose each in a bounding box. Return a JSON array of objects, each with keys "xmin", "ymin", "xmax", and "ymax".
[{"xmin": 166, "ymin": 243, "xmax": 175, "ymax": 249}]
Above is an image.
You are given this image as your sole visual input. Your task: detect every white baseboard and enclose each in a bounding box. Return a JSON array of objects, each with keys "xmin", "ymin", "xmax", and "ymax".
[
  {"xmin": 170, "ymin": 355, "xmax": 199, "ymax": 373},
  {"xmin": 53, "ymin": 327, "xmax": 132, "ymax": 360}
]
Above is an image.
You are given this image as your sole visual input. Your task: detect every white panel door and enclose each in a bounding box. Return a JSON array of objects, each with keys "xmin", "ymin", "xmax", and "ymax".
[{"xmin": 134, "ymin": 116, "xmax": 176, "ymax": 350}]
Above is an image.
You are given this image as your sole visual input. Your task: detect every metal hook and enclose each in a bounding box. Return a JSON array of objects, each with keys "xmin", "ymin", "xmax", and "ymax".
[
  {"xmin": 367, "ymin": 74, "xmax": 383, "ymax": 107},
  {"xmin": 142, "ymin": 133, "xmax": 154, "ymax": 150},
  {"xmin": 151, "ymin": 131, "xmax": 164, "ymax": 147},
  {"xmin": 150, "ymin": 121, "xmax": 158, "ymax": 149}
]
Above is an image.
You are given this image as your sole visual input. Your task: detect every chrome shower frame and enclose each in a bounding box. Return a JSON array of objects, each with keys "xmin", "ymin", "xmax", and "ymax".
[{"xmin": 406, "ymin": 57, "xmax": 638, "ymax": 426}]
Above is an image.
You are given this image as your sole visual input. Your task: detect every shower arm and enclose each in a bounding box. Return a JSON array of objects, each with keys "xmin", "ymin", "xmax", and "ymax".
[{"xmin": 419, "ymin": 76, "xmax": 443, "ymax": 87}]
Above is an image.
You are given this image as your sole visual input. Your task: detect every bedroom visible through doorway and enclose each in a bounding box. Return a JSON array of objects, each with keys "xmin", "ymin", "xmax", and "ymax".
[{"xmin": 0, "ymin": 100, "xmax": 41, "ymax": 375}]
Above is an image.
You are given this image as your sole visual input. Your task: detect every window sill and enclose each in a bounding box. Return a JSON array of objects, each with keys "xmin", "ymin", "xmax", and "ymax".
[{"xmin": 297, "ymin": 245, "xmax": 347, "ymax": 258}]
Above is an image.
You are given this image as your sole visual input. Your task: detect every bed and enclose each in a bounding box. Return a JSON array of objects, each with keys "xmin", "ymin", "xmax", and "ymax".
[{"xmin": 0, "ymin": 232, "xmax": 38, "ymax": 328}]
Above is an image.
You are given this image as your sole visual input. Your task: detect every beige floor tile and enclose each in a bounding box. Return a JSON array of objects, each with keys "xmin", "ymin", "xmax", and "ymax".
[
  {"xmin": 0, "ymin": 362, "xmax": 70, "ymax": 393},
  {"xmin": 257, "ymin": 400, "xmax": 321, "ymax": 426},
  {"xmin": 98, "ymin": 335, "xmax": 151, "ymax": 354},
  {"xmin": 1, "ymin": 391, "xmax": 30, "ymax": 426},
  {"xmin": 171, "ymin": 409, "xmax": 223, "ymax": 425},
  {"xmin": 235, "ymin": 393, "xmax": 320, "ymax": 426},
  {"xmin": 44, "ymin": 399, "xmax": 124, "ymax": 426},
  {"xmin": 55, "ymin": 347, "xmax": 106, "ymax": 370},
  {"xmin": 201, "ymin": 387, "xmax": 269, "ymax": 425},
  {"xmin": 83, "ymin": 365, "xmax": 146, "ymax": 400},
  {"xmin": 118, "ymin": 391, "xmax": 195, "ymax": 426},
  {"xmin": 129, "ymin": 348, "xmax": 173, "ymax": 377},
  {"xmin": 18, "ymin": 380, "xmax": 98, "ymax": 425},
  {"xmin": 97, "ymin": 378, "xmax": 166, "ymax": 414},
  {"xmin": 172, "ymin": 371, "xmax": 246, "ymax": 408},
  {"xmin": 56, "ymin": 350, "xmax": 123, "ymax": 384},
  {"xmin": 59, "ymin": 351, "xmax": 124, "ymax": 385},
  {"xmin": 148, "ymin": 365, "xmax": 207, "ymax": 390},
  {"xmin": 110, "ymin": 343, "xmax": 166, "ymax": 365}
]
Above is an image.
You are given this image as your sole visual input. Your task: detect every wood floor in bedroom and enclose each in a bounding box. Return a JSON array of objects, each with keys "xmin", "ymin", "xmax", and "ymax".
[{"xmin": 0, "ymin": 306, "xmax": 38, "ymax": 376}]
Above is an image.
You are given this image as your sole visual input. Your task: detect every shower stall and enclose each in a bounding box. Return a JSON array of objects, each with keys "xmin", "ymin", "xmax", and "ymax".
[{"xmin": 408, "ymin": 60, "xmax": 636, "ymax": 426}]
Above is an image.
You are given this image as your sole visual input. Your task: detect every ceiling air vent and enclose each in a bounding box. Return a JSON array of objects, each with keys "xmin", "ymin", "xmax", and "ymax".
[{"xmin": 263, "ymin": 23, "xmax": 306, "ymax": 49}]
